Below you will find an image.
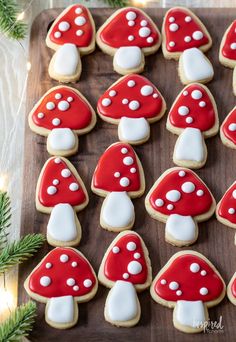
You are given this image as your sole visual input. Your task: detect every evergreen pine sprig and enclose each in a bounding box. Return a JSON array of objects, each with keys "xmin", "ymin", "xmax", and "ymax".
[
  {"xmin": 0, "ymin": 301, "xmax": 37, "ymax": 342},
  {"xmin": 0, "ymin": 234, "xmax": 45, "ymax": 274},
  {"xmin": 103, "ymin": 0, "xmax": 129, "ymax": 7},
  {"xmin": 0, "ymin": 192, "xmax": 11, "ymax": 250},
  {"xmin": 0, "ymin": 0, "xmax": 27, "ymax": 40}
]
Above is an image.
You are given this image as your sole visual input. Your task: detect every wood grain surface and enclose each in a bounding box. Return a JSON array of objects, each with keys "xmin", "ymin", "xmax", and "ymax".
[{"xmin": 18, "ymin": 8, "xmax": 236, "ymax": 342}]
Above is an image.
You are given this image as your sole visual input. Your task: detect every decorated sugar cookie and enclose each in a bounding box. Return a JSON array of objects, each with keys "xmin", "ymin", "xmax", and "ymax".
[
  {"xmin": 96, "ymin": 7, "xmax": 161, "ymax": 75},
  {"xmin": 24, "ymin": 247, "xmax": 98, "ymax": 329},
  {"xmin": 150, "ymin": 250, "xmax": 225, "ymax": 334},
  {"xmin": 91, "ymin": 142, "xmax": 145, "ymax": 232},
  {"xmin": 36, "ymin": 156, "xmax": 89, "ymax": 247},
  {"xmin": 227, "ymin": 272, "xmax": 236, "ymax": 305},
  {"xmin": 220, "ymin": 106, "xmax": 236, "ymax": 149},
  {"xmin": 28, "ymin": 86, "xmax": 96, "ymax": 156},
  {"xmin": 46, "ymin": 4, "xmax": 95, "ymax": 82},
  {"xmin": 97, "ymin": 74, "xmax": 166, "ymax": 144},
  {"xmin": 166, "ymin": 83, "xmax": 219, "ymax": 168},
  {"xmin": 98, "ymin": 231, "xmax": 152, "ymax": 327},
  {"xmin": 162, "ymin": 7, "xmax": 213, "ymax": 84},
  {"xmin": 145, "ymin": 167, "xmax": 216, "ymax": 247}
]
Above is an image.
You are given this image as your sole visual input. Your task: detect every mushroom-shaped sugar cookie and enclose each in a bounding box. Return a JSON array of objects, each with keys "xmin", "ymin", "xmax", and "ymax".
[
  {"xmin": 145, "ymin": 167, "xmax": 216, "ymax": 247},
  {"xmin": 162, "ymin": 7, "xmax": 213, "ymax": 84},
  {"xmin": 29, "ymin": 86, "xmax": 96, "ymax": 157},
  {"xmin": 98, "ymin": 231, "xmax": 152, "ymax": 327},
  {"xmin": 46, "ymin": 4, "xmax": 95, "ymax": 82},
  {"xmin": 92, "ymin": 142, "xmax": 145, "ymax": 232},
  {"xmin": 166, "ymin": 84, "xmax": 218, "ymax": 169},
  {"xmin": 219, "ymin": 21, "xmax": 236, "ymax": 95},
  {"xmin": 96, "ymin": 7, "xmax": 161, "ymax": 75},
  {"xmin": 150, "ymin": 250, "xmax": 225, "ymax": 333},
  {"xmin": 227, "ymin": 272, "xmax": 236, "ymax": 305},
  {"xmin": 24, "ymin": 247, "xmax": 98, "ymax": 329},
  {"xmin": 97, "ymin": 74, "xmax": 166, "ymax": 144},
  {"xmin": 220, "ymin": 106, "xmax": 236, "ymax": 149},
  {"xmin": 36, "ymin": 157, "xmax": 89, "ymax": 247}
]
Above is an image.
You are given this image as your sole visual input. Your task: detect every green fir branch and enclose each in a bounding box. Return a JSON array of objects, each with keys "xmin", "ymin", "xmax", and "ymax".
[
  {"xmin": 103, "ymin": 0, "xmax": 129, "ymax": 7},
  {"xmin": 0, "ymin": 301, "xmax": 37, "ymax": 342},
  {"xmin": 0, "ymin": 234, "xmax": 45, "ymax": 274},
  {"xmin": 0, "ymin": 192, "xmax": 11, "ymax": 250}
]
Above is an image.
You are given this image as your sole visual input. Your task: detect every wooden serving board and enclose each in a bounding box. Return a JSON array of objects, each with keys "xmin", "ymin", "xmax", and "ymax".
[{"xmin": 19, "ymin": 8, "xmax": 236, "ymax": 342}]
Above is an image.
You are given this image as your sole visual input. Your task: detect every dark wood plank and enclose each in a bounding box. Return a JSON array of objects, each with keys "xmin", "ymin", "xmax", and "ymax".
[{"xmin": 19, "ymin": 8, "xmax": 236, "ymax": 342}]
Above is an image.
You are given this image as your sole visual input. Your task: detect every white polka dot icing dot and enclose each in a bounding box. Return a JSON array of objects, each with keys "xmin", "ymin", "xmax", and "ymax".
[
  {"xmin": 178, "ymin": 106, "xmax": 189, "ymax": 116},
  {"xmin": 128, "ymin": 35, "xmax": 134, "ymax": 41},
  {"xmin": 67, "ymin": 97, "xmax": 73, "ymax": 102},
  {"xmin": 102, "ymin": 98, "xmax": 111, "ymax": 107},
  {"xmin": 228, "ymin": 123, "xmax": 236, "ymax": 131},
  {"xmin": 199, "ymin": 101, "xmax": 206, "ymax": 107},
  {"xmin": 166, "ymin": 190, "xmax": 181, "ymax": 202},
  {"xmin": 123, "ymin": 273, "xmax": 129, "ymax": 279},
  {"xmin": 84, "ymin": 279, "xmax": 92, "ymax": 288},
  {"xmin": 109, "ymin": 90, "xmax": 117, "ymax": 97},
  {"xmin": 155, "ymin": 199, "xmax": 164, "ymax": 207},
  {"xmin": 183, "ymin": 90, "xmax": 188, "ymax": 96},
  {"xmin": 128, "ymin": 20, "xmax": 135, "ymax": 27},
  {"xmin": 72, "ymin": 262, "xmax": 77, "ymax": 267},
  {"xmin": 184, "ymin": 36, "xmax": 191, "ymax": 43},
  {"xmin": 147, "ymin": 37, "xmax": 154, "ymax": 43},
  {"xmin": 153, "ymin": 93, "xmax": 158, "ymax": 98},
  {"xmin": 160, "ymin": 279, "xmax": 167, "ymax": 285},
  {"xmin": 141, "ymin": 20, "xmax": 147, "ymax": 26},
  {"xmin": 54, "ymin": 31, "xmax": 61, "ymax": 38},
  {"xmin": 52, "ymin": 118, "xmax": 60, "ymax": 126},
  {"xmin": 76, "ymin": 29, "xmax": 83, "ymax": 36},
  {"xmin": 197, "ymin": 190, "xmax": 204, "ymax": 196},
  {"xmin": 37, "ymin": 112, "xmax": 44, "ymax": 119},
  {"xmin": 169, "ymin": 16, "xmax": 175, "ymax": 23},
  {"xmin": 139, "ymin": 27, "xmax": 151, "ymax": 38},
  {"xmin": 191, "ymin": 90, "xmax": 202, "ymax": 99},
  {"xmin": 141, "ymin": 85, "xmax": 153, "ymax": 96},
  {"xmin": 230, "ymin": 43, "xmax": 236, "ymax": 50},
  {"xmin": 73, "ymin": 285, "xmax": 79, "ymax": 291},
  {"xmin": 120, "ymin": 177, "xmax": 130, "ymax": 187},
  {"xmin": 61, "ymin": 169, "xmax": 71, "ymax": 178},
  {"xmin": 123, "ymin": 156, "xmax": 134, "ymax": 165},
  {"xmin": 53, "ymin": 179, "xmax": 59, "ymax": 185},
  {"xmin": 47, "ymin": 186, "xmax": 57, "ymax": 195},
  {"xmin": 46, "ymin": 102, "xmax": 55, "ymax": 110},
  {"xmin": 167, "ymin": 204, "xmax": 174, "ymax": 210},
  {"xmin": 185, "ymin": 16, "xmax": 192, "ymax": 22},
  {"xmin": 126, "ymin": 11, "xmax": 136, "ymax": 20},
  {"xmin": 127, "ymin": 261, "xmax": 142, "ymax": 274},
  {"xmin": 126, "ymin": 241, "xmax": 136, "ymax": 251},
  {"xmin": 169, "ymin": 23, "xmax": 179, "ymax": 32},
  {"xmin": 69, "ymin": 183, "xmax": 79, "ymax": 191},
  {"xmin": 121, "ymin": 147, "xmax": 128, "ymax": 154},
  {"xmin": 169, "ymin": 41, "xmax": 175, "ymax": 47},
  {"xmin": 201, "ymin": 270, "xmax": 207, "ymax": 276},
  {"xmin": 127, "ymin": 80, "xmax": 136, "ymax": 87},
  {"xmin": 186, "ymin": 117, "xmax": 193, "ymax": 124},
  {"xmin": 75, "ymin": 16, "xmax": 86, "ymax": 26},
  {"xmin": 176, "ymin": 290, "xmax": 182, "ymax": 296},
  {"xmin": 40, "ymin": 276, "xmax": 51, "ymax": 287},
  {"xmin": 67, "ymin": 278, "xmax": 76, "ymax": 286},
  {"xmin": 130, "ymin": 168, "xmax": 136, "ymax": 173},
  {"xmin": 129, "ymin": 100, "xmax": 140, "ymax": 110},
  {"xmin": 75, "ymin": 7, "xmax": 82, "ymax": 14},
  {"xmin": 233, "ymin": 190, "xmax": 236, "ymax": 199},
  {"xmin": 54, "ymin": 157, "xmax": 61, "ymax": 164},
  {"xmin": 55, "ymin": 93, "xmax": 62, "ymax": 100},
  {"xmin": 179, "ymin": 170, "xmax": 186, "ymax": 177},
  {"xmin": 181, "ymin": 182, "xmax": 195, "ymax": 193},
  {"xmin": 228, "ymin": 208, "xmax": 235, "ymax": 214},
  {"xmin": 114, "ymin": 172, "xmax": 120, "ymax": 178},
  {"xmin": 58, "ymin": 21, "xmax": 70, "ymax": 32},
  {"xmin": 112, "ymin": 246, "xmax": 120, "ymax": 254},
  {"xmin": 60, "ymin": 254, "xmax": 69, "ymax": 262},
  {"xmin": 190, "ymin": 263, "xmax": 200, "ymax": 273},
  {"xmin": 169, "ymin": 281, "xmax": 179, "ymax": 290},
  {"xmin": 134, "ymin": 253, "xmax": 141, "ymax": 259},
  {"xmin": 200, "ymin": 287, "xmax": 208, "ymax": 295},
  {"xmin": 122, "ymin": 98, "xmax": 129, "ymax": 105},
  {"xmin": 192, "ymin": 31, "xmax": 204, "ymax": 40},
  {"xmin": 46, "ymin": 263, "xmax": 52, "ymax": 269}
]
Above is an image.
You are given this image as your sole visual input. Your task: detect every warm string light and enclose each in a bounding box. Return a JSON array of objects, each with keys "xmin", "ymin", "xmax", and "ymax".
[
  {"xmin": 0, "ymin": 174, "xmax": 9, "ymax": 192},
  {"xmin": 0, "ymin": 287, "xmax": 14, "ymax": 318},
  {"xmin": 132, "ymin": 0, "xmax": 149, "ymax": 7},
  {"xmin": 27, "ymin": 61, "xmax": 31, "ymax": 71},
  {"xmin": 17, "ymin": 12, "xmax": 25, "ymax": 21}
]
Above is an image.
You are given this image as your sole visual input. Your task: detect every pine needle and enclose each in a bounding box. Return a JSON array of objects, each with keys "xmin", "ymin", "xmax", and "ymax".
[
  {"xmin": 0, "ymin": 301, "xmax": 37, "ymax": 342},
  {"xmin": 0, "ymin": 192, "xmax": 11, "ymax": 250},
  {"xmin": 103, "ymin": 0, "xmax": 129, "ymax": 7}
]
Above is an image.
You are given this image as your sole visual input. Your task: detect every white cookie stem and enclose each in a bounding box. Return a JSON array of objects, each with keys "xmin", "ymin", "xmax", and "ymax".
[
  {"xmin": 166, "ymin": 214, "xmax": 197, "ymax": 245},
  {"xmin": 118, "ymin": 117, "xmax": 150, "ymax": 144},
  {"xmin": 174, "ymin": 300, "xmax": 207, "ymax": 331},
  {"xmin": 113, "ymin": 46, "xmax": 144, "ymax": 74},
  {"xmin": 46, "ymin": 295, "xmax": 77, "ymax": 327}
]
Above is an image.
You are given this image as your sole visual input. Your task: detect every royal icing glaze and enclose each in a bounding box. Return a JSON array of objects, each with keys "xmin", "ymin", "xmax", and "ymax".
[
  {"xmin": 104, "ymin": 234, "xmax": 148, "ymax": 284},
  {"xmin": 114, "ymin": 47, "xmax": 142, "ymax": 70},
  {"xmin": 119, "ymin": 117, "xmax": 150, "ymax": 141},
  {"xmin": 174, "ymin": 128, "xmax": 204, "ymax": 162},
  {"xmin": 99, "ymin": 8, "xmax": 160, "ymax": 48},
  {"xmin": 32, "ymin": 87, "xmax": 93, "ymax": 131},
  {"xmin": 149, "ymin": 169, "xmax": 213, "ymax": 216},
  {"xmin": 230, "ymin": 275, "xmax": 236, "ymax": 298},
  {"xmin": 175, "ymin": 300, "xmax": 206, "ymax": 328},
  {"xmin": 47, "ymin": 295, "xmax": 74, "ymax": 323},
  {"xmin": 166, "ymin": 214, "xmax": 196, "ymax": 241},
  {"xmin": 154, "ymin": 254, "xmax": 224, "ymax": 301},
  {"xmin": 221, "ymin": 20, "xmax": 236, "ymax": 61},
  {"xmin": 49, "ymin": 5, "xmax": 94, "ymax": 47},
  {"xmin": 93, "ymin": 143, "xmax": 141, "ymax": 193},
  {"xmin": 48, "ymin": 128, "xmax": 76, "ymax": 151},
  {"xmin": 54, "ymin": 44, "xmax": 79, "ymax": 76},
  {"xmin": 38, "ymin": 157, "xmax": 86, "ymax": 207},
  {"xmin": 29, "ymin": 248, "xmax": 96, "ymax": 298},
  {"xmin": 221, "ymin": 107, "xmax": 236, "ymax": 145},
  {"xmin": 217, "ymin": 181, "xmax": 236, "ymax": 224},
  {"xmin": 168, "ymin": 84, "xmax": 216, "ymax": 131},
  {"xmin": 97, "ymin": 74, "xmax": 164, "ymax": 120},
  {"xmin": 164, "ymin": 8, "xmax": 209, "ymax": 52}
]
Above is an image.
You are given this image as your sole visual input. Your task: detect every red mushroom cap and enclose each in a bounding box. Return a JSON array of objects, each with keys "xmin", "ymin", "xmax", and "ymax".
[
  {"xmin": 148, "ymin": 168, "xmax": 214, "ymax": 217},
  {"xmin": 153, "ymin": 251, "xmax": 224, "ymax": 302},
  {"xmin": 30, "ymin": 86, "xmax": 94, "ymax": 133},
  {"xmin": 48, "ymin": 4, "xmax": 94, "ymax": 48},
  {"xmin": 92, "ymin": 142, "xmax": 144, "ymax": 195},
  {"xmin": 28, "ymin": 247, "xmax": 97, "ymax": 298},
  {"xmin": 97, "ymin": 74, "xmax": 165, "ymax": 121},
  {"xmin": 230, "ymin": 274, "xmax": 236, "ymax": 299},
  {"xmin": 217, "ymin": 181, "xmax": 236, "ymax": 225},
  {"xmin": 37, "ymin": 157, "xmax": 88, "ymax": 208},
  {"xmin": 168, "ymin": 84, "xmax": 217, "ymax": 133},
  {"xmin": 163, "ymin": 7, "xmax": 210, "ymax": 53},
  {"xmin": 221, "ymin": 106, "xmax": 236, "ymax": 145},
  {"xmin": 220, "ymin": 20, "xmax": 236, "ymax": 61},
  {"xmin": 98, "ymin": 7, "xmax": 160, "ymax": 49}
]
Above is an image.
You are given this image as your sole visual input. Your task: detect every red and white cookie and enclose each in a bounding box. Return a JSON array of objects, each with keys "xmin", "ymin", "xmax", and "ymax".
[
  {"xmin": 98, "ymin": 231, "xmax": 152, "ymax": 327},
  {"xmin": 166, "ymin": 83, "xmax": 219, "ymax": 168},
  {"xmin": 145, "ymin": 167, "xmax": 216, "ymax": 247},
  {"xmin": 46, "ymin": 4, "xmax": 96, "ymax": 82},
  {"xmin": 28, "ymin": 86, "xmax": 96, "ymax": 156},
  {"xmin": 96, "ymin": 7, "xmax": 161, "ymax": 75},
  {"xmin": 97, "ymin": 74, "xmax": 166, "ymax": 144},
  {"xmin": 24, "ymin": 247, "xmax": 98, "ymax": 329},
  {"xmin": 91, "ymin": 142, "xmax": 145, "ymax": 232},
  {"xmin": 220, "ymin": 106, "xmax": 236, "ymax": 149},
  {"xmin": 150, "ymin": 250, "xmax": 225, "ymax": 333},
  {"xmin": 227, "ymin": 272, "xmax": 236, "ymax": 305}
]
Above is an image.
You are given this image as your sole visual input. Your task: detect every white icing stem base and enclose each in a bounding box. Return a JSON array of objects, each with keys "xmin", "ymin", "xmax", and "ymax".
[
  {"xmin": 113, "ymin": 46, "xmax": 143, "ymax": 73},
  {"xmin": 118, "ymin": 117, "xmax": 150, "ymax": 144},
  {"xmin": 46, "ymin": 295, "xmax": 77, "ymax": 328},
  {"xmin": 53, "ymin": 43, "xmax": 80, "ymax": 77},
  {"xmin": 47, "ymin": 128, "xmax": 78, "ymax": 155},
  {"xmin": 165, "ymin": 214, "xmax": 197, "ymax": 245},
  {"xmin": 174, "ymin": 300, "xmax": 207, "ymax": 331},
  {"xmin": 101, "ymin": 192, "xmax": 135, "ymax": 232}
]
